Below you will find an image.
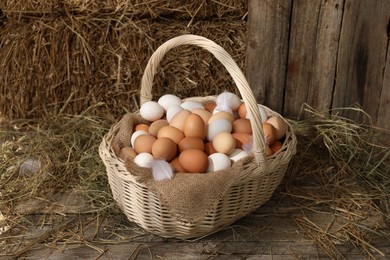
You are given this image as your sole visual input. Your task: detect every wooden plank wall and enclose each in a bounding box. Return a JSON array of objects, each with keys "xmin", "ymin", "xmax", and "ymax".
[{"xmin": 247, "ymin": 0, "xmax": 390, "ymax": 131}]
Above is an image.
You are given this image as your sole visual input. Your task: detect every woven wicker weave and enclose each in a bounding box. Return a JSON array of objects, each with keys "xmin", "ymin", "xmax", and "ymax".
[{"xmin": 99, "ymin": 34, "xmax": 297, "ymax": 239}]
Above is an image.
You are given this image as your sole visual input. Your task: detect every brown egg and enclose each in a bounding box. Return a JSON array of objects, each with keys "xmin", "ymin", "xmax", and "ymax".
[
  {"xmin": 204, "ymin": 141, "xmax": 217, "ymax": 155},
  {"xmin": 133, "ymin": 135, "xmax": 156, "ymax": 154},
  {"xmin": 232, "ymin": 118, "xmax": 252, "ymax": 134},
  {"xmin": 183, "ymin": 113, "xmax": 206, "ymax": 139},
  {"xmin": 179, "ymin": 149, "xmax": 209, "ymax": 173},
  {"xmin": 232, "ymin": 132, "xmax": 253, "ymax": 149},
  {"xmin": 135, "ymin": 123, "xmax": 149, "ymax": 132},
  {"xmin": 266, "ymin": 116, "xmax": 287, "ymax": 140},
  {"xmin": 212, "ymin": 132, "xmax": 236, "ymax": 155},
  {"xmin": 270, "ymin": 140, "xmax": 283, "ymax": 154},
  {"xmin": 192, "ymin": 108, "xmax": 212, "ymax": 126},
  {"xmin": 203, "ymin": 101, "xmax": 216, "ymax": 113},
  {"xmin": 170, "ymin": 157, "xmax": 186, "ymax": 173},
  {"xmin": 118, "ymin": 147, "xmax": 137, "ymax": 161},
  {"xmin": 152, "ymin": 137, "xmax": 177, "ymax": 161},
  {"xmin": 157, "ymin": 125, "xmax": 185, "ymax": 144},
  {"xmin": 238, "ymin": 102, "xmax": 247, "ymax": 119},
  {"xmin": 149, "ymin": 119, "xmax": 169, "ymax": 137},
  {"xmin": 170, "ymin": 109, "xmax": 191, "ymax": 131},
  {"xmin": 266, "ymin": 145, "xmax": 274, "ymax": 157},
  {"xmin": 262, "ymin": 123, "xmax": 276, "ymax": 145},
  {"xmin": 178, "ymin": 137, "xmax": 205, "ymax": 152}
]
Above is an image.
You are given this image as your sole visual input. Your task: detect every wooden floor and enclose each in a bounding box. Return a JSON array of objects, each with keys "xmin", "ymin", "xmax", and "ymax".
[{"xmin": 1, "ymin": 185, "xmax": 389, "ymax": 260}]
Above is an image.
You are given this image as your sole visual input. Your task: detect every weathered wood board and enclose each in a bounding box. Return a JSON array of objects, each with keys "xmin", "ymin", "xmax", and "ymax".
[
  {"xmin": 247, "ymin": 0, "xmax": 390, "ymax": 132},
  {"xmin": 333, "ymin": 0, "xmax": 390, "ymax": 122},
  {"xmin": 1, "ymin": 188, "xmax": 389, "ymax": 259},
  {"xmin": 246, "ymin": 0, "xmax": 292, "ymax": 114}
]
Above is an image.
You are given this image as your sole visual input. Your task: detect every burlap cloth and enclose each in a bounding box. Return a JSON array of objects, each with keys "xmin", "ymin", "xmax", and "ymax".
[{"xmin": 112, "ymin": 112, "xmax": 253, "ymax": 223}]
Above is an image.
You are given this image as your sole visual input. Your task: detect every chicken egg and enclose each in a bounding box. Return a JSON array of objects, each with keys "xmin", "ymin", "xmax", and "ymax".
[
  {"xmin": 203, "ymin": 101, "xmax": 216, "ymax": 113},
  {"xmin": 118, "ymin": 147, "xmax": 137, "ymax": 161},
  {"xmin": 266, "ymin": 116, "xmax": 287, "ymax": 140},
  {"xmin": 232, "ymin": 132, "xmax": 253, "ymax": 149},
  {"xmin": 232, "ymin": 118, "xmax": 252, "ymax": 134},
  {"xmin": 140, "ymin": 101, "xmax": 164, "ymax": 122},
  {"xmin": 149, "ymin": 119, "xmax": 169, "ymax": 137},
  {"xmin": 183, "ymin": 113, "xmax": 206, "ymax": 139},
  {"xmin": 133, "ymin": 134, "xmax": 156, "ymax": 154},
  {"xmin": 238, "ymin": 103, "xmax": 268, "ymax": 123},
  {"xmin": 216, "ymin": 91, "xmax": 241, "ymax": 111},
  {"xmin": 180, "ymin": 100, "xmax": 204, "ymax": 111},
  {"xmin": 157, "ymin": 125, "xmax": 185, "ymax": 144},
  {"xmin": 178, "ymin": 137, "xmax": 205, "ymax": 152},
  {"xmin": 130, "ymin": 130, "xmax": 149, "ymax": 147},
  {"xmin": 204, "ymin": 141, "xmax": 217, "ymax": 155},
  {"xmin": 158, "ymin": 94, "xmax": 182, "ymax": 111},
  {"xmin": 192, "ymin": 108, "xmax": 212, "ymax": 126},
  {"xmin": 207, "ymin": 118, "xmax": 232, "ymax": 141},
  {"xmin": 262, "ymin": 123, "xmax": 276, "ymax": 145},
  {"xmin": 170, "ymin": 157, "xmax": 186, "ymax": 173},
  {"xmin": 152, "ymin": 137, "xmax": 177, "ymax": 161},
  {"xmin": 207, "ymin": 153, "xmax": 231, "ymax": 172},
  {"xmin": 166, "ymin": 105, "xmax": 183, "ymax": 123},
  {"xmin": 270, "ymin": 140, "xmax": 283, "ymax": 154},
  {"xmin": 212, "ymin": 132, "xmax": 236, "ymax": 155},
  {"xmin": 266, "ymin": 145, "xmax": 273, "ymax": 157},
  {"xmin": 229, "ymin": 149, "xmax": 249, "ymax": 162},
  {"xmin": 238, "ymin": 102, "xmax": 247, "ymax": 119},
  {"xmin": 179, "ymin": 149, "xmax": 209, "ymax": 173},
  {"xmin": 208, "ymin": 111, "xmax": 234, "ymax": 124},
  {"xmin": 134, "ymin": 124, "xmax": 149, "ymax": 132},
  {"xmin": 134, "ymin": 153, "xmax": 154, "ymax": 168},
  {"xmin": 170, "ymin": 109, "xmax": 191, "ymax": 131}
]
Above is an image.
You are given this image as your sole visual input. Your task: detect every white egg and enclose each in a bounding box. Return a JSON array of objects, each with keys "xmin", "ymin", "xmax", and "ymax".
[
  {"xmin": 229, "ymin": 149, "xmax": 249, "ymax": 162},
  {"xmin": 245, "ymin": 104, "xmax": 268, "ymax": 123},
  {"xmin": 134, "ymin": 153, "xmax": 154, "ymax": 168},
  {"xmin": 180, "ymin": 100, "xmax": 204, "ymax": 111},
  {"xmin": 140, "ymin": 101, "xmax": 164, "ymax": 122},
  {"xmin": 216, "ymin": 91, "xmax": 241, "ymax": 111},
  {"xmin": 130, "ymin": 130, "xmax": 149, "ymax": 147},
  {"xmin": 207, "ymin": 118, "xmax": 232, "ymax": 141},
  {"xmin": 207, "ymin": 153, "xmax": 231, "ymax": 172},
  {"xmin": 166, "ymin": 105, "xmax": 183, "ymax": 123},
  {"xmin": 158, "ymin": 94, "xmax": 182, "ymax": 112}
]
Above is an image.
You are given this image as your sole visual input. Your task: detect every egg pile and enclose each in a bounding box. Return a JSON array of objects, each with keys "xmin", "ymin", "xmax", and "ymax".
[{"xmin": 118, "ymin": 92, "xmax": 288, "ymax": 174}]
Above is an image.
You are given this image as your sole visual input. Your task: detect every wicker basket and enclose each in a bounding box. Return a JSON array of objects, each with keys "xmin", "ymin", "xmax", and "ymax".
[{"xmin": 99, "ymin": 34, "xmax": 297, "ymax": 239}]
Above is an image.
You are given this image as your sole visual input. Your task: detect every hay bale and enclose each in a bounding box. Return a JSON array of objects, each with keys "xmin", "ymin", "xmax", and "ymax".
[
  {"xmin": 0, "ymin": 2, "xmax": 247, "ymax": 119},
  {"xmin": 1, "ymin": 0, "xmax": 247, "ymax": 19}
]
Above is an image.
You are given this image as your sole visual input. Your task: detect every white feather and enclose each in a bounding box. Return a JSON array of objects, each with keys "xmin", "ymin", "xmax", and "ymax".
[
  {"xmin": 151, "ymin": 160, "xmax": 174, "ymax": 181},
  {"xmin": 242, "ymin": 138, "xmax": 254, "ymax": 154}
]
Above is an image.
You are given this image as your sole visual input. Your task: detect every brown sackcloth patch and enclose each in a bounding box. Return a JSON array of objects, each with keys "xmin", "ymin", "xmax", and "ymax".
[
  {"xmin": 112, "ymin": 113, "xmax": 150, "ymax": 156},
  {"xmin": 114, "ymin": 113, "xmax": 254, "ymax": 223}
]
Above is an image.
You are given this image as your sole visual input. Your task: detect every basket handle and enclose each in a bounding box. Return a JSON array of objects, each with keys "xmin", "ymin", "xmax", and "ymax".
[{"xmin": 140, "ymin": 34, "xmax": 267, "ymax": 166}]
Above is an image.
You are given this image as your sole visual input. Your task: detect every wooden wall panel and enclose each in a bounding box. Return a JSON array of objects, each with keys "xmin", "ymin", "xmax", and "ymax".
[
  {"xmin": 246, "ymin": 0, "xmax": 292, "ymax": 114},
  {"xmin": 283, "ymin": 0, "xmax": 322, "ymax": 119},
  {"xmin": 307, "ymin": 0, "xmax": 344, "ymax": 113},
  {"xmin": 247, "ymin": 0, "xmax": 390, "ymax": 132},
  {"xmin": 378, "ymin": 40, "xmax": 390, "ymax": 131},
  {"xmin": 333, "ymin": 0, "xmax": 390, "ymax": 122}
]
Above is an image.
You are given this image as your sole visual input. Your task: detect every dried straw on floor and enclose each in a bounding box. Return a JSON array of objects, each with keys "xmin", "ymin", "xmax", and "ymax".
[{"xmin": 0, "ymin": 105, "xmax": 389, "ymax": 258}]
